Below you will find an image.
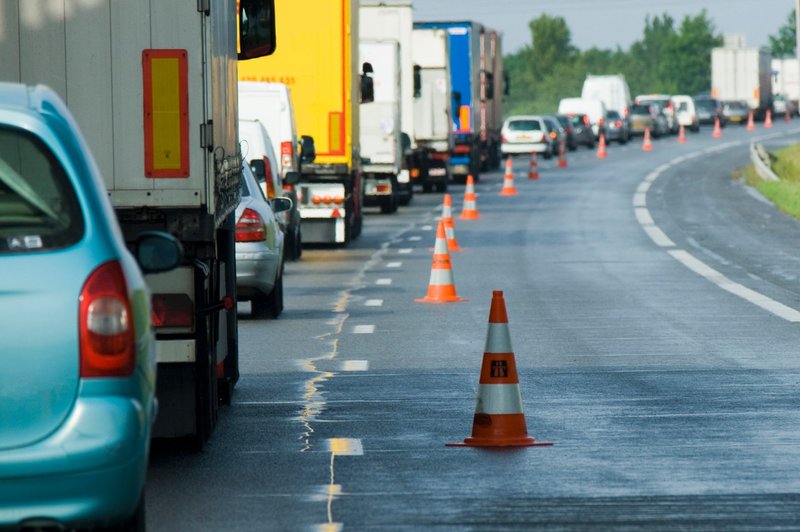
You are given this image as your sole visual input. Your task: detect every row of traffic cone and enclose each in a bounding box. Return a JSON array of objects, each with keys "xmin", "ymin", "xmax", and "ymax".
[{"xmin": 415, "ymin": 184, "xmax": 551, "ymax": 447}]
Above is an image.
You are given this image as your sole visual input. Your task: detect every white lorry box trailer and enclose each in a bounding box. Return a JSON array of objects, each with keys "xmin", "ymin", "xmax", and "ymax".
[
  {"xmin": 411, "ymin": 27, "xmax": 452, "ymax": 191},
  {"xmin": 771, "ymin": 57, "xmax": 800, "ymax": 107},
  {"xmin": 0, "ymin": 0, "xmax": 277, "ymax": 444},
  {"xmin": 712, "ymin": 46, "xmax": 772, "ymax": 118},
  {"xmin": 359, "ymin": 0, "xmax": 414, "ymax": 204},
  {"xmin": 359, "ymin": 39, "xmax": 403, "ymax": 213}
]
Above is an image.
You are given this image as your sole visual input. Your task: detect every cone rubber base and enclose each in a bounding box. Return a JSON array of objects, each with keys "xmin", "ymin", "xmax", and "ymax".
[
  {"xmin": 499, "ymin": 189, "xmax": 518, "ymax": 196},
  {"xmin": 446, "ymin": 437, "xmax": 553, "ymax": 448},
  {"xmin": 459, "ymin": 213, "xmax": 480, "ymax": 220}
]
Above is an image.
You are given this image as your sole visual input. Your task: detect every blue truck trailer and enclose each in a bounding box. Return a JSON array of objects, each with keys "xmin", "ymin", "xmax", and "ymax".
[{"xmin": 414, "ymin": 21, "xmax": 503, "ymax": 181}]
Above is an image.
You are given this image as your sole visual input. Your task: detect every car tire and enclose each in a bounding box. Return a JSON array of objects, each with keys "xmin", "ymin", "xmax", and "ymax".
[
  {"xmin": 253, "ymin": 269, "xmax": 284, "ymax": 319},
  {"xmin": 251, "ymin": 291, "xmax": 271, "ymax": 319},
  {"xmin": 116, "ymin": 490, "xmax": 145, "ymax": 532}
]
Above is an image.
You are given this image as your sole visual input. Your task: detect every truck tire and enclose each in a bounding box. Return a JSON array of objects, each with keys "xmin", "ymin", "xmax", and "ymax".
[{"xmin": 380, "ymin": 193, "xmax": 398, "ymax": 214}]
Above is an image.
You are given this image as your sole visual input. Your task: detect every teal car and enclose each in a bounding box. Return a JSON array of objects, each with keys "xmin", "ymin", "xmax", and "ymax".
[{"xmin": 0, "ymin": 83, "xmax": 181, "ymax": 530}]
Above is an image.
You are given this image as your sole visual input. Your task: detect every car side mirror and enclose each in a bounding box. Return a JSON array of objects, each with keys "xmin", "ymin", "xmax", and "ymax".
[
  {"xmin": 134, "ymin": 231, "xmax": 184, "ymax": 274},
  {"xmin": 271, "ymin": 197, "xmax": 293, "ymax": 214},
  {"xmin": 299, "ymin": 135, "xmax": 316, "ymax": 164},
  {"xmin": 238, "ymin": 0, "xmax": 276, "ymax": 60}
]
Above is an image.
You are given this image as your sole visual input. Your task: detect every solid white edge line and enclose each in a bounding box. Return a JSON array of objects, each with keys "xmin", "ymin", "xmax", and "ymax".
[
  {"xmin": 668, "ymin": 250, "xmax": 800, "ymax": 322},
  {"xmin": 643, "ymin": 225, "xmax": 675, "ymax": 247}
]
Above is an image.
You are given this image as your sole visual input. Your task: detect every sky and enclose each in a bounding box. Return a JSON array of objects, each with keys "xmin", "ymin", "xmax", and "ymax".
[{"xmin": 411, "ymin": 0, "xmax": 795, "ymax": 55}]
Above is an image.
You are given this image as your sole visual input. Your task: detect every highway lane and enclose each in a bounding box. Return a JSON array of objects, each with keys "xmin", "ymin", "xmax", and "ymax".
[{"xmin": 147, "ymin": 122, "xmax": 800, "ymax": 530}]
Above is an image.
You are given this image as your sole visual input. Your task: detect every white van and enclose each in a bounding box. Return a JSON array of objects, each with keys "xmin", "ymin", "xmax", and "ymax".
[
  {"xmin": 238, "ymin": 82, "xmax": 299, "ymax": 178},
  {"xmin": 672, "ymin": 95, "xmax": 700, "ymax": 132},
  {"xmin": 558, "ymin": 97, "xmax": 607, "ymax": 137},
  {"xmin": 581, "ymin": 75, "xmax": 632, "ymax": 120},
  {"xmin": 239, "ymin": 118, "xmax": 302, "ymax": 260}
]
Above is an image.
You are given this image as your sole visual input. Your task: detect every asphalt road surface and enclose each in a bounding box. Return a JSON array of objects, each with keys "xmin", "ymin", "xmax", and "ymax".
[{"xmin": 148, "ymin": 120, "xmax": 800, "ymax": 531}]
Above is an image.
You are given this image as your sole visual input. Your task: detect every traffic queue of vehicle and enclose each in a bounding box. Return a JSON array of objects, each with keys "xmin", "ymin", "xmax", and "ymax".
[{"xmin": 0, "ymin": 0, "xmax": 505, "ymax": 529}]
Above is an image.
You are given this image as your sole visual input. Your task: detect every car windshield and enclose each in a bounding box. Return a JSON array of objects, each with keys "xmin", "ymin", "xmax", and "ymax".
[
  {"xmin": 695, "ymin": 100, "xmax": 716, "ymax": 111},
  {"xmin": 507, "ymin": 120, "xmax": 541, "ymax": 131},
  {"xmin": 0, "ymin": 126, "xmax": 83, "ymax": 253}
]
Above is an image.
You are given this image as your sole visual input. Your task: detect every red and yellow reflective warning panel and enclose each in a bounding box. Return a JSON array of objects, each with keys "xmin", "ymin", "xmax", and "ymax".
[{"xmin": 142, "ymin": 49, "xmax": 189, "ymax": 178}]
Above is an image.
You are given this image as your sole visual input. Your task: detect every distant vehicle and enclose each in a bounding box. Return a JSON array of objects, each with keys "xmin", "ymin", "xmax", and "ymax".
[
  {"xmin": 500, "ymin": 115, "xmax": 552, "ymax": 158},
  {"xmin": 773, "ymin": 93, "xmax": 790, "ymax": 115},
  {"xmin": 711, "ymin": 43, "xmax": 772, "ymax": 119},
  {"xmin": 649, "ymin": 103, "xmax": 670, "ymax": 137},
  {"xmin": 0, "ymin": 82, "xmax": 182, "ymax": 530},
  {"xmin": 581, "ymin": 74, "xmax": 633, "ymax": 122},
  {"xmin": 239, "ymin": 118, "xmax": 302, "ymax": 260},
  {"xmin": 672, "ymin": 95, "xmax": 700, "ymax": 132},
  {"xmin": 771, "ymin": 57, "xmax": 799, "ymax": 112},
  {"xmin": 695, "ymin": 96, "xmax": 727, "ymax": 126},
  {"xmin": 558, "ymin": 97, "xmax": 607, "ymax": 137},
  {"xmin": 555, "ymin": 114, "xmax": 578, "ymax": 151},
  {"xmin": 629, "ymin": 104, "xmax": 657, "ymax": 136},
  {"xmin": 543, "ymin": 115, "xmax": 566, "ymax": 157},
  {"xmin": 722, "ymin": 100, "xmax": 750, "ymax": 125},
  {"xmin": 604, "ymin": 110, "xmax": 630, "ymax": 144},
  {"xmin": 235, "ymin": 162, "xmax": 293, "ymax": 319},
  {"xmin": 636, "ymin": 94, "xmax": 678, "ymax": 134},
  {"xmin": 238, "ymin": 81, "xmax": 303, "ymax": 259},
  {"xmin": 564, "ymin": 113, "xmax": 596, "ymax": 148}
]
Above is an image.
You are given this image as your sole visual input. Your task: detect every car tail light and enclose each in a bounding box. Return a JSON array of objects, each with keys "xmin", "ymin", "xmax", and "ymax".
[
  {"xmin": 151, "ymin": 293, "xmax": 194, "ymax": 328},
  {"xmin": 453, "ymin": 145, "xmax": 471, "ymax": 154},
  {"xmin": 283, "ymin": 184, "xmax": 294, "ymax": 192},
  {"xmin": 549, "ymin": 131, "xmax": 557, "ymax": 140},
  {"xmin": 583, "ymin": 115, "xmax": 590, "ymax": 126},
  {"xmin": 616, "ymin": 120, "xmax": 622, "ymax": 127},
  {"xmin": 79, "ymin": 261, "xmax": 135, "ymax": 378},
  {"xmin": 263, "ymin": 157, "xmax": 276, "ymax": 199},
  {"xmin": 236, "ymin": 208, "xmax": 267, "ymax": 242},
  {"xmin": 501, "ymin": 134, "xmax": 507, "ymax": 143},
  {"xmin": 280, "ymin": 141, "xmax": 293, "ymax": 172}
]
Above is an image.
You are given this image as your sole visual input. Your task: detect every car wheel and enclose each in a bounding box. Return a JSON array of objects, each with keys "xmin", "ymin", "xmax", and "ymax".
[
  {"xmin": 267, "ymin": 271, "xmax": 284, "ymax": 318},
  {"xmin": 293, "ymin": 227, "xmax": 302, "ymax": 260},
  {"xmin": 251, "ymin": 291, "xmax": 271, "ymax": 319},
  {"xmin": 117, "ymin": 490, "xmax": 145, "ymax": 532}
]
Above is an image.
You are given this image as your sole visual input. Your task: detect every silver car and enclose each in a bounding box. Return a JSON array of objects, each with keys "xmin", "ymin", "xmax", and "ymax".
[{"xmin": 236, "ymin": 163, "xmax": 292, "ymax": 318}]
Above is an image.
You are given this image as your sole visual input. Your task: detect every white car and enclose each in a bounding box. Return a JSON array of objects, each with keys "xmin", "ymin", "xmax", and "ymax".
[
  {"xmin": 501, "ymin": 115, "xmax": 553, "ymax": 159},
  {"xmin": 235, "ymin": 163, "xmax": 293, "ymax": 319},
  {"xmin": 672, "ymin": 95, "xmax": 700, "ymax": 132}
]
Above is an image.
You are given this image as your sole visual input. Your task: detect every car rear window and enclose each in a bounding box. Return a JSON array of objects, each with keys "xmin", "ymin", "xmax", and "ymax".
[
  {"xmin": 631, "ymin": 105, "xmax": 650, "ymax": 114},
  {"xmin": 507, "ymin": 120, "xmax": 541, "ymax": 131},
  {"xmin": 0, "ymin": 126, "xmax": 83, "ymax": 253}
]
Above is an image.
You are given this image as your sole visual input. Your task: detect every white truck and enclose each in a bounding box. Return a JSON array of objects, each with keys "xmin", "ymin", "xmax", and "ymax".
[
  {"xmin": 360, "ymin": 0, "xmax": 415, "ymax": 203},
  {"xmin": 411, "ymin": 27, "xmax": 453, "ymax": 192},
  {"xmin": 582, "ymin": 74, "xmax": 633, "ymax": 121},
  {"xmin": 0, "ymin": 0, "xmax": 276, "ymax": 445},
  {"xmin": 359, "ymin": 39, "xmax": 404, "ymax": 214},
  {"xmin": 712, "ymin": 43, "xmax": 772, "ymax": 119},
  {"xmin": 771, "ymin": 57, "xmax": 799, "ymax": 113}
]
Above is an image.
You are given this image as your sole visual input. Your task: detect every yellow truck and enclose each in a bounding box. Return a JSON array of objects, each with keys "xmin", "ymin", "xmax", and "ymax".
[{"xmin": 239, "ymin": 0, "xmax": 371, "ymax": 244}]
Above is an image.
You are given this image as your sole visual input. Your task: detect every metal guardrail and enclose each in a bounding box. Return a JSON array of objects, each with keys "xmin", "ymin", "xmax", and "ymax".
[{"xmin": 750, "ymin": 141, "xmax": 780, "ymax": 182}]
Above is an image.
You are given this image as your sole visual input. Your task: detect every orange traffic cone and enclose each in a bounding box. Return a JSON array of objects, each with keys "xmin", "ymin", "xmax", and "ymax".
[
  {"xmin": 678, "ymin": 124, "xmax": 686, "ymax": 143},
  {"xmin": 642, "ymin": 128, "xmax": 653, "ymax": 151},
  {"xmin": 446, "ymin": 290, "xmax": 552, "ymax": 448},
  {"xmin": 596, "ymin": 133, "xmax": 607, "ymax": 159},
  {"xmin": 746, "ymin": 110, "xmax": 755, "ymax": 131},
  {"xmin": 416, "ymin": 220, "xmax": 466, "ymax": 303},
  {"xmin": 527, "ymin": 151, "xmax": 539, "ymax": 180},
  {"xmin": 712, "ymin": 116, "xmax": 722, "ymax": 138},
  {"xmin": 459, "ymin": 175, "xmax": 480, "ymax": 220},
  {"xmin": 499, "ymin": 156, "xmax": 518, "ymax": 196},
  {"xmin": 765, "ymin": 108, "xmax": 773, "ymax": 128},
  {"xmin": 440, "ymin": 194, "xmax": 462, "ymax": 252},
  {"xmin": 557, "ymin": 140, "xmax": 568, "ymax": 168}
]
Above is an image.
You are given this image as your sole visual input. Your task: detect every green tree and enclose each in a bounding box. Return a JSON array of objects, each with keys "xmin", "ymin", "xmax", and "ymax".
[
  {"xmin": 769, "ymin": 9, "xmax": 796, "ymax": 58},
  {"xmin": 659, "ymin": 11, "xmax": 723, "ymax": 95},
  {"xmin": 626, "ymin": 14, "xmax": 677, "ymax": 95}
]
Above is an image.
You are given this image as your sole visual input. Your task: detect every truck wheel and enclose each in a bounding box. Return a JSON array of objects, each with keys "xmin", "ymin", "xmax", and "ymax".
[
  {"xmin": 434, "ymin": 182, "xmax": 448, "ymax": 193},
  {"xmin": 380, "ymin": 194, "xmax": 397, "ymax": 214}
]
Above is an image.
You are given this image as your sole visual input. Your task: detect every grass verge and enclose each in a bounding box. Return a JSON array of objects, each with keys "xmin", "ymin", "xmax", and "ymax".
[{"xmin": 740, "ymin": 143, "xmax": 800, "ymax": 221}]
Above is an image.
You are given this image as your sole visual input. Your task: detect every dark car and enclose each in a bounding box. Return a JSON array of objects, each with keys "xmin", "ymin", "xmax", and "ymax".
[
  {"xmin": 695, "ymin": 96, "xmax": 727, "ymax": 126},
  {"xmin": 604, "ymin": 110, "xmax": 630, "ymax": 144},
  {"xmin": 564, "ymin": 113, "xmax": 595, "ymax": 149},
  {"xmin": 722, "ymin": 100, "xmax": 750, "ymax": 125},
  {"xmin": 555, "ymin": 114, "xmax": 578, "ymax": 151}
]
